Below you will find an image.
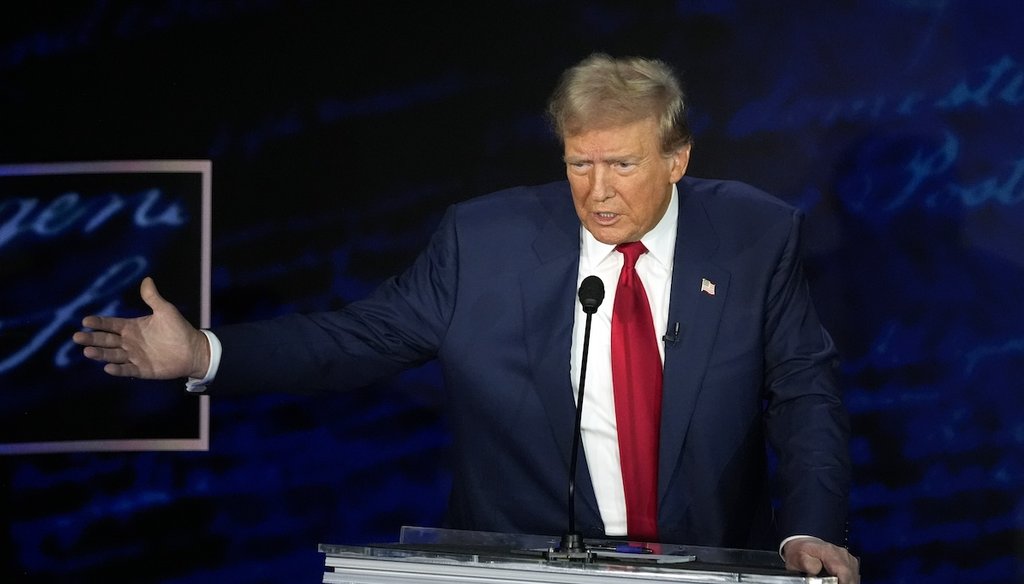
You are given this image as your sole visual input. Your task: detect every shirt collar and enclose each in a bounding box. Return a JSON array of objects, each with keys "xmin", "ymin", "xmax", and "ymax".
[{"xmin": 581, "ymin": 183, "xmax": 679, "ymax": 269}]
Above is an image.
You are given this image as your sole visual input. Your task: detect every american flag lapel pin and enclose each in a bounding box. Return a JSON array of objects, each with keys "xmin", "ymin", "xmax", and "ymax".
[{"xmin": 700, "ymin": 277, "xmax": 716, "ymax": 296}]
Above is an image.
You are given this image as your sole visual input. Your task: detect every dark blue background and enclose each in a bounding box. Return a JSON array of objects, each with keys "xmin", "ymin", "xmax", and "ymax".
[{"xmin": 2, "ymin": 1, "xmax": 1023, "ymax": 582}]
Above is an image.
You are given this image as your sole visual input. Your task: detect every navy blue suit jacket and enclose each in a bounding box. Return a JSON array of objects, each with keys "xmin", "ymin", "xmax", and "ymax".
[{"xmin": 211, "ymin": 177, "xmax": 850, "ymax": 549}]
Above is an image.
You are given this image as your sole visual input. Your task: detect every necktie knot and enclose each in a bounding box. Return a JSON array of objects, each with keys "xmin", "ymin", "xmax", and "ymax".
[{"xmin": 616, "ymin": 241, "xmax": 648, "ymax": 269}]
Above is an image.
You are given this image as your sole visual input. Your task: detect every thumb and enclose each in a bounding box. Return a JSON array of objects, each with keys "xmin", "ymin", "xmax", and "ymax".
[{"xmin": 139, "ymin": 276, "xmax": 173, "ymax": 313}]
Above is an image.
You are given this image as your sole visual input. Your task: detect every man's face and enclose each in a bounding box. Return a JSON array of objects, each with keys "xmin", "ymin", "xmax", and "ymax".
[{"xmin": 564, "ymin": 117, "xmax": 690, "ymax": 245}]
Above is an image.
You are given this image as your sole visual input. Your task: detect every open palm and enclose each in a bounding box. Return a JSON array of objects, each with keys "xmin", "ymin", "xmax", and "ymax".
[{"xmin": 73, "ymin": 277, "xmax": 209, "ymax": 380}]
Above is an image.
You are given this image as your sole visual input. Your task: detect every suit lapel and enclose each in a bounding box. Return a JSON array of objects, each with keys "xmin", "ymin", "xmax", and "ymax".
[
  {"xmin": 659, "ymin": 184, "xmax": 730, "ymax": 509},
  {"xmin": 521, "ymin": 233, "xmax": 577, "ymax": 464},
  {"xmin": 519, "ymin": 190, "xmax": 603, "ymax": 526}
]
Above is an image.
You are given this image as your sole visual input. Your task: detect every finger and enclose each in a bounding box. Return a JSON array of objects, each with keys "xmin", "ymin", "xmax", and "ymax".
[
  {"xmin": 786, "ymin": 553, "xmax": 824, "ymax": 575},
  {"xmin": 71, "ymin": 331, "xmax": 93, "ymax": 346},
  {"xmin": 83, "ymin": 346, "xmax": 130, "ymax": 364},
  {"xmin": 822, "ymin": 552, "xmax": 859, "ymax": 583},
  {"xmin": 74, "ymin": 330, "xmax": 124, "ymax": 349},
  {"xmin": 81, "ymin": 314, "xmax": 127, "ymax": 334},
  {"xmin": 103, "ymin": 362, "xmax": 140, "ymax": 377}
]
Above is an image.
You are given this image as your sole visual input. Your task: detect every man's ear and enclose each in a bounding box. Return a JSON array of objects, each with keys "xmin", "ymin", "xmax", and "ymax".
[{"xmin": 669, "ymin": 144, "xmax": 692, "ymax": 182}]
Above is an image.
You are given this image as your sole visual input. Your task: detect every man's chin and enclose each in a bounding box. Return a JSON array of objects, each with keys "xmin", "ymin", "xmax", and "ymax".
[{"xmin": 586, "ymin": 226, "xmax": 631, "ymax": 246}]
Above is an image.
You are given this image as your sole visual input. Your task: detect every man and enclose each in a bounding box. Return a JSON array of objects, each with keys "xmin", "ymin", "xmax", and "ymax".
[{"xmin": 74, "ymin": 54, "xmax": 858, "ymax": 581}]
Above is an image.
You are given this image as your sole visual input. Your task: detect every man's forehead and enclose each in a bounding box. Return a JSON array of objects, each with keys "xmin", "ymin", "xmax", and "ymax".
[
  {"xmin": 565, "ymin": 116, "xmax": 658, "ymax": 140},
  {"xmin": 563, "ymin": 128, "xmax": 656, "ymax": 158}
]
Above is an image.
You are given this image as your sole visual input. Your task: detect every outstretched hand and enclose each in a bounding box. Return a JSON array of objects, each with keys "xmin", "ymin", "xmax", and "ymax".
[
  {"xmin": 783, "ymin": 537, "xmax": 860, "ymax": 584},
  {"xmin": 73, "ymin": 277, "xmax": 210, "ymax": 380}
]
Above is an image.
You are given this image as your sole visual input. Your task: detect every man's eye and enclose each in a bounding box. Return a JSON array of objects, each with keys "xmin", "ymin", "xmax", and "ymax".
[{"xmin": 615, "ymin": 162, "xmax": 636, "ymax": 170}]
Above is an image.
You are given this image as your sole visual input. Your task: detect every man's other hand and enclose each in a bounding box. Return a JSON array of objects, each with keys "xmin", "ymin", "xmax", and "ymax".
[
  {"xmin": 72, "ymin": 277, "xmax": 209, "ymax": 380},
  {"xmin": 783, "ymin": 536, "xmax": 860, "ymax": 584}
]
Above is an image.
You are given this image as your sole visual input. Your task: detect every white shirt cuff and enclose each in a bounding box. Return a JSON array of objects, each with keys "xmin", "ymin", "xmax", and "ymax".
[
  {"xmin": 185, "ymin": 329, "xmax": 222, "ymax": 393},
  {"xmin": 779, "ymin": 534, "xmax": 823, "ymax": 558}
]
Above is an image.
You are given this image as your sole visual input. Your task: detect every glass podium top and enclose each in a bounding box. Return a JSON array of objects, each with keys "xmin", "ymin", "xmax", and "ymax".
[{"xmin": 319, "ymin": 526, "xmax": 838, "ymax": 583}]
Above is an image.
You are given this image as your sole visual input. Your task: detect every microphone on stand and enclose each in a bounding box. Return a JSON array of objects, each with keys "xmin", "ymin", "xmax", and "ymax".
[{"xmin": 546, "ymin": 275, "xmax": 604, "ymax": 562}]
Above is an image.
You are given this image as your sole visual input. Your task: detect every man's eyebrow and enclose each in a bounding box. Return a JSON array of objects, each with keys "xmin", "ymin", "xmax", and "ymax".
[{"xmin": 563, "ymin": 153, "xmax": 640, "ymax": 163}]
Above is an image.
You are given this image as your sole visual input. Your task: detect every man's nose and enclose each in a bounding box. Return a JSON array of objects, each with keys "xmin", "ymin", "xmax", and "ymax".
[{"xmin": 591, "ymin": 167, "xmax": 613, "ymax": 201}]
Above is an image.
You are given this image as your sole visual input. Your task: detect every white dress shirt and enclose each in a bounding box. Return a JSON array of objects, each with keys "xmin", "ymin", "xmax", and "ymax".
[{"xmin": 569, "ymin": 185, "xmax": 678, "ymax": 536}]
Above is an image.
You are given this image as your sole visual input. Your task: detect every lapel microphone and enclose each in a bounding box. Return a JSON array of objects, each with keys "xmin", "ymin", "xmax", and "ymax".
[
  {"xmin": 662, "ymin": 322, "xmax": 681, "ymax": 343},
  {"xmin": 547, "ymin": 275, "xmax": 604, "ymax": 561}
]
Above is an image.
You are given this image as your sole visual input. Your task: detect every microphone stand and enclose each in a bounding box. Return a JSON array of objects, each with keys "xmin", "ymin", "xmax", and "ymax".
[{"xmin": 545, "ymin": 276, "xmax": 603, "ymax": 562}]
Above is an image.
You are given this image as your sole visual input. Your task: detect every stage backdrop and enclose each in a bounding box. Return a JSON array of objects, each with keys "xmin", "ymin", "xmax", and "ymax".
[{"xmin": 1, "ymin": 1, "xmax": 1022, "ymax": 582}]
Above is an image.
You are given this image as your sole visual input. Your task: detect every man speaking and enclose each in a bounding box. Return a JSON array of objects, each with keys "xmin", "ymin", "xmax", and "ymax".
[{"xmin": 74, "ymin": 53, "xmax": 858, "ymax": 582}]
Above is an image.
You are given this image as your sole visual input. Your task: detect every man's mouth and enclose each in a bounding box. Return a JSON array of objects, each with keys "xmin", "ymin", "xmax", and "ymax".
[{"xmin": 593, "ymin": 212, "xmax": 618, "ymax": 225}]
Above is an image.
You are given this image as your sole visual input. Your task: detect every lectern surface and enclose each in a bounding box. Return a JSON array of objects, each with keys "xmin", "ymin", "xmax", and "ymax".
[{"xmin": 319, "ymin": 527, "xmax": 838, "ymax": 583}]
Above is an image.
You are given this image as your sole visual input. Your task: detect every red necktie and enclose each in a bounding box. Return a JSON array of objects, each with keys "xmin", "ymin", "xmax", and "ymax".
[{"xmin": 611, "ymin": 241, "xmax": 662, "ymax": 542}]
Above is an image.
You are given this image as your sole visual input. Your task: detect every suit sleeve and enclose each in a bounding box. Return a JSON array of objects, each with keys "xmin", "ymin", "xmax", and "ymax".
[
  {"xmin": 762, "ymin": 209, "xmax": 851, "ymax": 546},
  {"xmin": 208, "ymin": 207, "xmax": 460, "ymax": 395}
]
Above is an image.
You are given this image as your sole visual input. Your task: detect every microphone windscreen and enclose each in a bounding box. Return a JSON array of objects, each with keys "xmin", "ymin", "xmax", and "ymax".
[{"xmin": 578, "ymin": 275, "xmax": 605, "ymax": 314}]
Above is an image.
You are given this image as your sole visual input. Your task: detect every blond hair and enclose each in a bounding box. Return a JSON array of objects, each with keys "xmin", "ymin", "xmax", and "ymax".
[{"xmin": 547, "ymin": 53, "xmax": 692, "ymax": 154}]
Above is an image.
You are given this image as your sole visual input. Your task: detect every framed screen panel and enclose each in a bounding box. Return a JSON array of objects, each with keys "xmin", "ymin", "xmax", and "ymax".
[{"xmin": 0, "ymin": 160, "xmax": 211, "ymax": 454}]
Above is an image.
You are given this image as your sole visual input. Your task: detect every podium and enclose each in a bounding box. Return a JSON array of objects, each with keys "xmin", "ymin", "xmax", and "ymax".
[{"xmin": 319, "ymin": 526, "xmax": 838, "ymax": 583}]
